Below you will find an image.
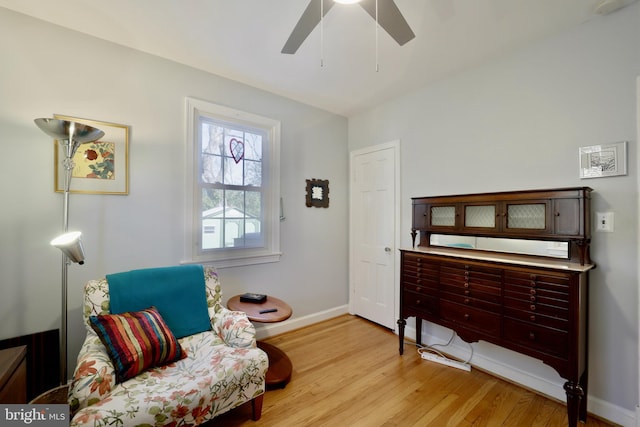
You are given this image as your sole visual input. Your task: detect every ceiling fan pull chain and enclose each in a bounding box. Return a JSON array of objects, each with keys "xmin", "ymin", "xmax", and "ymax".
[{"xmin": 375, "ymin": 0, "xmax": 379, "ymax": 72}]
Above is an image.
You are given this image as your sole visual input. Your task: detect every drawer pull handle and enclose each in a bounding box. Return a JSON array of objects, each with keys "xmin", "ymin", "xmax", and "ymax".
[
  {"xmin": 530, "ymin": 305, "xmax": 536, "ymax": 311},
  {"xmin": 416, "ymin": 286, "xmax": 422, "ymax": 292},
  {"xmin": 530, "ymin": 281, "xmax": 536, "ymax": 287},
  {"xmin": 530, "ymin": 296, "xmax": 536, "ymax": 302},
  {"xmin": 529, "ymin": 332, "xmax": 536, "ymax": 341},
  {"xmin": 530, "ymin": 289, "xmax": 536, "ymax": 295},
  {"xmin": 416, "ymin": 300, "xmax": 421, "ymax": 305},
  {"xmin": 464, "ymin": 283, "xmax": 469, "ymax": 288},
  {"xmin": 530, "ymin": 315, "xmax": 536, "ymax": 322},
  {"xmin": 464, "ymin": 314, "xmax": 470, "ymax": 321},
  {"xmin": 464, "ymin": 298, "xmax": 470, "ymax": 304}
]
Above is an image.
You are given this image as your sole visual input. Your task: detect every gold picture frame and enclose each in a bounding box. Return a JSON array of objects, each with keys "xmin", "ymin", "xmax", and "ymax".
[{"xmin": 54, "ymin": 115, "xmax": 129, "ymax": 194}]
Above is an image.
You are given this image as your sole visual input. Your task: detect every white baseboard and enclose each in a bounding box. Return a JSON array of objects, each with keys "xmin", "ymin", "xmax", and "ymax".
[
  {"xmin": 404, "ymin": 325, "xmax": 636, "ymax": 427},
  {"xmin": 254, "ymin": 304, "xmax": 349, "ymax": 340}
]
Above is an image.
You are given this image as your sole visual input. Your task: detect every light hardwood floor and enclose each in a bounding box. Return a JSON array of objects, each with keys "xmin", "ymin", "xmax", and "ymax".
[{"xmin": 212, "ymin": 314, "xmax": 614, "ymax": 427}]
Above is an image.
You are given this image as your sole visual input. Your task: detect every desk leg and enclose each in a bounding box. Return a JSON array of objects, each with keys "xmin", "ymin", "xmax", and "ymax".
[
  {"xmin": 397, "ymin": 318, "xmax": 406, "ymax": 355},
  {"xmin": 257, "ymin": 341, "xmax": 292, "ymax": 389},
  {"xmin": 563, "ymin": 381, "xmax": 584, "ymax": 427}
]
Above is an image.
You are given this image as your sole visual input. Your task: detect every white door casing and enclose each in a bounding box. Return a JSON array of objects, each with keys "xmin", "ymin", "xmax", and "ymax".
[
  {"xmin": 636, "ymin": 75, "xmax": 639, "ymax": 426},
  {"xmin": 349, "ymin": 141, "xmax": 400, "ymax": 330}
]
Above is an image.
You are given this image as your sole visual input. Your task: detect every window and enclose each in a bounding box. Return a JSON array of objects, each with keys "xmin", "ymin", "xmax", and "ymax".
[{"xmin": 185, "ymin": 98, "xmax": 281, "ymax": 267}]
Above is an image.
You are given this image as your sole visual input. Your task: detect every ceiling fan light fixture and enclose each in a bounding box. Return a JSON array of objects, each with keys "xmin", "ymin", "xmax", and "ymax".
[{"xmin": 334, "ymin": 0, "xmax": 362, "ymax": 4}]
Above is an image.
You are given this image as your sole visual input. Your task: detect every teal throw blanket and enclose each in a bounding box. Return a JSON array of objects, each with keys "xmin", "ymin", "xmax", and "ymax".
[{"xmin": 107, "ymin": 265, "xmax": 211, "ymax": 339}]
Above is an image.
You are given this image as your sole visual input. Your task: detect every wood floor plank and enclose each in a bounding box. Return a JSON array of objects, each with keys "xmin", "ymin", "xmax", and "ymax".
[{"xmin": 210, "ymin": 314, "xmax": 615, "ymax": 427}]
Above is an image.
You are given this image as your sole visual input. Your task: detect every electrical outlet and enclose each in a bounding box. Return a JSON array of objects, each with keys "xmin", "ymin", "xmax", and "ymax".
[{"xmin": 595, "ymin": 212, "xmax": 614, "ymax": 232}]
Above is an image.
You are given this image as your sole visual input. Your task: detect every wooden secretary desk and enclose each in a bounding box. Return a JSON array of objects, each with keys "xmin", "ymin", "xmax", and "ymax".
[{"xmin": 397, "ymin": 187, "xmax": 593, "ymax": 427}]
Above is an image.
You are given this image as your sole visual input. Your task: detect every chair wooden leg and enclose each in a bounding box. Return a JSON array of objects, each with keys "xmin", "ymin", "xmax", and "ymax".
[{"xmin": 251, "ymin": 394, "xmax": 264, "ymax": 421}]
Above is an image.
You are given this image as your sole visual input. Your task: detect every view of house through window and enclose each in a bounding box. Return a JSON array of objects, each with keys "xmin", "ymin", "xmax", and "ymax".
[
  {"xmin": 200, "ymin": 118, "xmax": 265, "ymax": 250},
  {"xmin": 185, "ymin": 98, "xmax": 281, "ymax": 267}
]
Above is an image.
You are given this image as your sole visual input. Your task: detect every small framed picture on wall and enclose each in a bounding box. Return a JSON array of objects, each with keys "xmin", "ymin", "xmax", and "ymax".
[
  {"xmin": 305, "ymin": 179, "xmax": 329, "ymax": 208},
  {"xmin": 579, "ymin": 141, "xmax": 627, "ymax": 179}
]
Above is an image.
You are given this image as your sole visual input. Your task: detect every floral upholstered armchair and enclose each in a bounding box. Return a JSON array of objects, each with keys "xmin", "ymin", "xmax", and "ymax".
[{"xmin": 69, "ymin": 265, "xmax": 268, "ymax": 426}]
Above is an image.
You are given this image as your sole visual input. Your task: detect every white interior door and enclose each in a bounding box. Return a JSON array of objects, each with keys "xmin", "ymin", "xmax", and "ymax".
[{"xmin": 349, "ymin": 141, "xmax": 399, "ymax": 330}]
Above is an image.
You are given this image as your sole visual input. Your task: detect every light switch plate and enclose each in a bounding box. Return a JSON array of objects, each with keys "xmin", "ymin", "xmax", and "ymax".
[{"xmin": 595, "ymin": 212, "xmax": 614, "ymax": 232}]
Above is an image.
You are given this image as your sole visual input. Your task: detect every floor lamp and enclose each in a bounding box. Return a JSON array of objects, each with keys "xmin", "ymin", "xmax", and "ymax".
[{"xmin": 34, "ymin": 118, "xmax": 104, "ymax": 384}]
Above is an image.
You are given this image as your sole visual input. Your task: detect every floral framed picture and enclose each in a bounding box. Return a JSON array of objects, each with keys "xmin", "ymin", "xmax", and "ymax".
[
  {"xmin": 579, "ymin": 141, "xmax": 627, "ymax": 179},
  {"xmin": 54, "ymin": 114, "xmax": 129, "ymax": 194}
]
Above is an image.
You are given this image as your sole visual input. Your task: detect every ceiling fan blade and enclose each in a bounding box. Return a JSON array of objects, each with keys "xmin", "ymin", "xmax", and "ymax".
[
  {"xmin": 282, "ymin": 0, "xmax": 335, "ymax": 54},
  {"xmin": 359, "ymin": 0, "xmax": 415, "ymax": 46}
]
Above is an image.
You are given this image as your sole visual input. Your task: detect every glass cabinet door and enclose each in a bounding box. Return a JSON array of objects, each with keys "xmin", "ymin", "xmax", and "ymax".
[
  {"xmin": 505, "ymin": 202, "xmax": 549, "ymax": 232},
  {"xmin": 430, "ymin": 205, "xmax": 457, "ymax": 228},
  {"xmin": 464, "ymin": 204, "xmax": 496, "ymax": 229}
]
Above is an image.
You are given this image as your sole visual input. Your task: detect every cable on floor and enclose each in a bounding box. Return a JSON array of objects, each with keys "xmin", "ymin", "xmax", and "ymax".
[{"xmin": 405, "ymin": 330, "xmax": 474, "ymax": 368}]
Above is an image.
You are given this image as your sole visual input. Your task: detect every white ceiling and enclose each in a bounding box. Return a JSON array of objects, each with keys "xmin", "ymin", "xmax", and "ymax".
[{"xmin": 0, "ymin": 0, "xmax": 632, "ymax": 116}]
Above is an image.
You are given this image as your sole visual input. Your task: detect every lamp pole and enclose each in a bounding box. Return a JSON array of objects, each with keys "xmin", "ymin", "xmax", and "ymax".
[
  {"xmin": 59, "ymin": 122, "xmax": 74, "ymax": 385},
  {"xmin": 34, "ymin": 118, "xmax": 103, "ymax": 385}
]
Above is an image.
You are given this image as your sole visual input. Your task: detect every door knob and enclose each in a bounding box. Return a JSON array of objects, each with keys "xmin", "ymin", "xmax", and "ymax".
[{"xmin": 385, "ymin": 247, "xmax": 391, "ymax": 252}]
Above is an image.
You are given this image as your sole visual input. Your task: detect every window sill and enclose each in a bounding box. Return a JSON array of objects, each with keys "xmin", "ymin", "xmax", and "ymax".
[{"xmin": 181, "ymin": 252, "xmax": 282, "ymax": 269}]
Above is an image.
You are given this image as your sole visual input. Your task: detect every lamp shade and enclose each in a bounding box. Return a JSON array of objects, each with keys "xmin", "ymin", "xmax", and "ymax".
[
  {"xmin": 51, "ymin": 231, "xmax": 85, "ymax": 264},
  {"xmin": 34, "ymin": 118, "xmax": 104, "ymax": 144}
]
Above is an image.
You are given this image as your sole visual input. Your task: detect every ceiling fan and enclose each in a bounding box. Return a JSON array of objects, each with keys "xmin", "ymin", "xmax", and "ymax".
[{"xmin": 282, "ymin": 0, "xmax": 415, "ymax": 54}]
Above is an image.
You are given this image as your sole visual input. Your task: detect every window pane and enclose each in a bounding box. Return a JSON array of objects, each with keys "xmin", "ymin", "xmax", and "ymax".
[
  {"xmin": 244, "ymin": 190, "xmax": 262, "ymax": 218},
  {"xmin": 201, "ymin": 122, "xmax": 224, "ymax": 184},
  {"xmin": 201, "ymin": 189, "xmax": 263, "ymax": 249},
  {"xmin": 202, "ymin": 154, "xmax": 222, "ymax": 184},
  {"xmin": 236, "ymin": 190, "xmax": 263, "ymax": 248},
  {"xmin": 202, "ymin": 188, "xmax": 224, "ymax": 249},
  {"xmin": 244, "ymin": 133, "xmax": 262, "ymax": 161},
  {"xmin": 224, "ymin": 155, "xmax": 244, "ymax": 186},
  {"xmin": 245, "ymin": 160, "xmax": 261, "ymax": 186},
  {"xmin": 223, "ymin": 190, "xmax": 263, "ymax": 248},
  {"xmin": 201, "ymin": 123, "xmax": 224, "ymax": 155}
]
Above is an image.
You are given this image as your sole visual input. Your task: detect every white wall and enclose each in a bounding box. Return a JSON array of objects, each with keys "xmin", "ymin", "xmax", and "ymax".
[
  {"xmin": 349, "ymin": 4, "xmax": 640, "ymax": 426},
  {"xmin": 0, "ymin": 7, "xmax": 349, "ymax": 379}
]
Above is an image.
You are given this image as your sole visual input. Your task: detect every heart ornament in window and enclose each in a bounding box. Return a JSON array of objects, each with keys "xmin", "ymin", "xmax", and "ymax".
[{"xmin": 229, "ymin": 138, "xmax": 245, "ymax": 164}]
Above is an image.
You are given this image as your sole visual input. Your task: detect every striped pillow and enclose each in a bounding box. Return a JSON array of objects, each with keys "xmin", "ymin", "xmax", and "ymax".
[{"xmin": 89, "ymin": 306, "xmax": 186, "ymax": 383}]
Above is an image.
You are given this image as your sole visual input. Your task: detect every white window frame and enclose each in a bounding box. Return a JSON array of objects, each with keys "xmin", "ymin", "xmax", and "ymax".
[{"xmin": 184, "ymin": 97, "xmax": 281, "ymax": 268}]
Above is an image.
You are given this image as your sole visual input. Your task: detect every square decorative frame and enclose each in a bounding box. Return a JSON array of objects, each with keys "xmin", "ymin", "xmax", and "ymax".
[
  {"xmin": 305, "ymin": 179, "xmax": 329, "ymax": 208},
  {"xmin": 579, "ymin": 141, "xmax": 627, "ymax": 179},
  {"xmin": 54, "ymin": 114, "xmax": 129, "ymax": 194}
]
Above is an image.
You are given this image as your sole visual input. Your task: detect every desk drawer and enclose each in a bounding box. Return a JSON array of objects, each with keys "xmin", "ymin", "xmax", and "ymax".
[
  {"xmin": 402, "ymin": 290, "xmax": 438, "ymax": 316},
  {"xmin": 440, "ymin": 290, "xmax": 499, "ymax": 312},
  {"xmin": 503, "ymin": 297, "xmax": 569, "ymax": 323},
  {"xmin": 504, "ymin": 307, "xmax": 568, "ymax": 330},
  {"xmin": 503, "ymin": 318, "xmax": 568, "ymax": 359},
  {"xmin": 439, "ymin": 300, "xmax": 500, "ymax": 337}
]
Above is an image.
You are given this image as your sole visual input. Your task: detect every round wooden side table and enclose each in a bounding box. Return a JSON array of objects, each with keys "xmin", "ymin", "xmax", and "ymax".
[
  {"xmin": 30, "ymin": 384, "xmax": 69, "ymax": 404},
  {"xmin": 227, "ymin": 295, "xmax": 293, "ymax": 389}
]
